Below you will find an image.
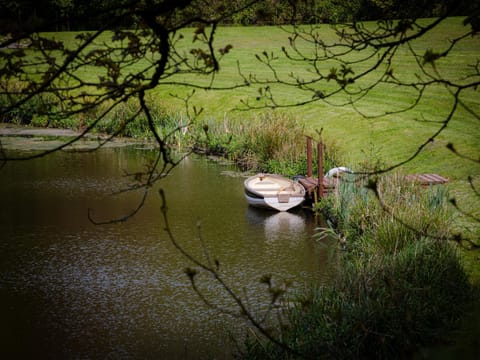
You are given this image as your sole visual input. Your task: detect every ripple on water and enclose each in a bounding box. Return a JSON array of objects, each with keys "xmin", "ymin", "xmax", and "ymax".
[
  {"xmin": 2, "ymin": 231, "xmax": 241, "ymax": 358},
  {"xmin": 0, "ymin": 151, "xmax": 332, "ymax": 359}
]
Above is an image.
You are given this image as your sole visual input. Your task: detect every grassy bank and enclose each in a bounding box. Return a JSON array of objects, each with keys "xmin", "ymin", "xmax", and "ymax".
[
  {"xmin": 2, "ymin": 18, "xmax": 478, "ymax": 171},
  {"xmin": 241, "ymin": 175, "xmax": 475, "ymax": 359},
  {"xmin": 2, "ymin": 19, "xmax": 478, "ymax": 168}
]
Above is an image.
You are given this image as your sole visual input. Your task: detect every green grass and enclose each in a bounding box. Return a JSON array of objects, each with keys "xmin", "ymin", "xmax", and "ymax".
[
  {"xmin": 13, "ymin": 19, "xmax": 478, "ymax": 177},
  {"xmin": 150, "ymin": 18, "xmax": 479, "ymax": 177}
]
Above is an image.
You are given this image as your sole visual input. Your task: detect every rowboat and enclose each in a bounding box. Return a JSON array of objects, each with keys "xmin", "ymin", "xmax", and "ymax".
[{"xmin": 244, "ymin": 173, "xmax": 306, "ymax": 211}]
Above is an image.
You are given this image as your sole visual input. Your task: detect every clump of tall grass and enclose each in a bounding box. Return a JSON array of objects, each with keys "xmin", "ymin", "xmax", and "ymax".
[
  {"xmin": 28, "ymin": 91, "xmax": 190, "ymax": 144},
  {"xmin": 240, "ymin": 112, "xmax": 306, "ymax": 170},
  {"xmin": 320, "ymin": 173, "xmax": 454, "ymax": 255},
  {"xmin": 194, "ymin": 111, "xmax": 340, "ymax": 176},
  {"xmin": 0, "ymin": 80, "xmax": 57, "ymax": 125},
  {"xmin": 245, "ymin": 240, "xmax": 471, "ymax": 359},
  {"xmin": 241, "ymin": 174, "xmax": 473, "ymax": 359},
  {"xmin": 87, "ymin": 97, "xmax": 186, "ymax": 140}
]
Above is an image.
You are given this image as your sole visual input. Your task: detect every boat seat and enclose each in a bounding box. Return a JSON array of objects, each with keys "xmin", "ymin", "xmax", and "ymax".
[{"xmin": 251, "ymin": 186, "xmax": 282, "ymax": 192}]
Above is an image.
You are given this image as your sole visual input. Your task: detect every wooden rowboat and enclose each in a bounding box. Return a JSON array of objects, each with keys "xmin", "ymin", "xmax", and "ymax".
[{"xmin": 244, "ymin": 174, "xmax": 306, "ymax": 211}]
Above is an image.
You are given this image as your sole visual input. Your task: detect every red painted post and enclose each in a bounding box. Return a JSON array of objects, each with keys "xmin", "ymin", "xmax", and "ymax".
[
  {"xmin": 307, "ymin": 137, "xmax": 313, "ymax": 178},
  {"xmin": 317, "ymin": 141, "xmax": 324, "ymax": 199}
]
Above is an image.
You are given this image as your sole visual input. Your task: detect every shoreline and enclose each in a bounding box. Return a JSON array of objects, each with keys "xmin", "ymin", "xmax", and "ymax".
[{"xmin": 0, "ymin": 123, "xmax": 148, "ymax": 151}]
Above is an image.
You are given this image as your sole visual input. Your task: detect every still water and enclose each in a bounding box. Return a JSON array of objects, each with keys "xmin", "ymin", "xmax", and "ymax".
[{"xmin": 0, "ymin": 147, "xmax": 331, "ymax": 359}]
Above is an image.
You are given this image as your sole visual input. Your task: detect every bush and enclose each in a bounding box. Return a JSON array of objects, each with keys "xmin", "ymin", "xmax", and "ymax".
[{"xmin": 0, "ymin": 80, "xmax": 57, "ymax": 125}]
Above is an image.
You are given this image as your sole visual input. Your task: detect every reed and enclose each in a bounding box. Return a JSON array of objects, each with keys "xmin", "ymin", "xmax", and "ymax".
[
  {"xmin": 86, "ymin": 96, "xmax": 182, "ymax": 139},
  {"xmin": 3, "ymin": 86, "xmax": 332, "ymax": 175},
  {"xmin": 193, "ymin": 111, "xmax": 341, "ymax": 175},
  {"xmin": 274, "ymin": 241, "xmax": 471, "ymax": 359},
  {"xmin": 196, "ymin": 112, "xmax": 304, "ymax": 171},
  {"xmin": 319, "ymin": 173, "xmax": 454, "ymax": 253}
]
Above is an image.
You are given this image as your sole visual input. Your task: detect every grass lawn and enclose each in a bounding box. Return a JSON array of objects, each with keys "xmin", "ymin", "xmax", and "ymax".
[
  {"xmin": 148, "ymin": 18, "xmax": 480, "ymax": 243},
  {"xmin": 146, "ymin": 18, "xmax": 478, "ymax": 176},
  {"xmin": 39, "ymin": 19, "xmax": 478, "ymax": 176}
]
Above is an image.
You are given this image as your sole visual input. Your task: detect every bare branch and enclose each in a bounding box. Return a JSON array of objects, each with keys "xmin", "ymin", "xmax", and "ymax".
[{"xmin": 157, "ymin": 188, "xmax": 304, "ymax": 357}]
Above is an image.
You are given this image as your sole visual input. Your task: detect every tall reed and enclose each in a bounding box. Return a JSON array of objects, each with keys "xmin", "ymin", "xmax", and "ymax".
[
  {"xmin": 194, "ymin": 111, "xmax": 340, "ymax": 176},
  {"xmin": 320, "ymin": 173, "xmax": 454, "ymax": 255},
  {"xmin": 2, "ymin": 82, "xmax": 340, "ymax": 176}
]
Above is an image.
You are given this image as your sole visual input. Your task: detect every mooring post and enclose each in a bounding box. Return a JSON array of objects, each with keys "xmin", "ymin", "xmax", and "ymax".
[
  {"xmin": 306, "ymin": 136, "xmax": 313, "ymax": 178},
  {"xmin": 317, "ymin": 141, "xmax": 324, "ymax": 199}
]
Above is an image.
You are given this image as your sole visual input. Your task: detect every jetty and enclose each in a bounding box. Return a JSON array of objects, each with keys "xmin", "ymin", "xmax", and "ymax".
[
  {"xmin": 296, "ymin": 137, "xmax": 330, "ymax": 200},
  {"xmin": 297, "ymin": 137, "xmax": 449, "ymax": 201},
  {"xmin": 404, "ymin": 173, "xmax": 449, "ymax": 185}
]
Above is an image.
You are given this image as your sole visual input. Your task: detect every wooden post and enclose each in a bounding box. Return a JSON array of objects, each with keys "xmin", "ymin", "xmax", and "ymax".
[
  {"xmin": 317, "ymin": 141, "xmax": 324, "ymax": 199},
  {"xmin": 306, "ymin": 136, "xmax": 313, "ymax": 178}
]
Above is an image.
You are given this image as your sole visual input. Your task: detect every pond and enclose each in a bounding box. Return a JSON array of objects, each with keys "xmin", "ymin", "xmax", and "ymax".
[{"xmin": 0, "ymin": 146, "xmax": 333, "ymax": 359}]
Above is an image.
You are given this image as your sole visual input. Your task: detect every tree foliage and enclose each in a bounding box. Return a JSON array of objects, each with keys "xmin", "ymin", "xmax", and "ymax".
[{"xmin": 1, "ymin": 0, "xmax": 476, "ymax": 32}]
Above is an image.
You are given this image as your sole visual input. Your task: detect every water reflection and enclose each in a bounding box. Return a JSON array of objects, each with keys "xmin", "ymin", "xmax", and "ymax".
[
  {"xmin": 246, "ymin": 207, "xmax": 307, "ymax": 243},
  {"xmin": 264, "ymin": 212, "xmax": 306, "ymax": 242},
  {"xmin": 0, "ymin": 148, "xmax": 331, "ymax": 359}
]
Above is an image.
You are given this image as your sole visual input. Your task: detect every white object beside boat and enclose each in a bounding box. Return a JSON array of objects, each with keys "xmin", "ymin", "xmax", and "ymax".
[
  {"xmin": 325, "ymin": 166, "xmax": 353, "ymax": 178},
  {"xmin": 244, "ymin": 174, "xmax": 306, "ymax": 211}
]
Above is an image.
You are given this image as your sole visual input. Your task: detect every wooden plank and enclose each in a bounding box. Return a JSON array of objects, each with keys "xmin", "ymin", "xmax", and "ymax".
[
  {"xmin": 318, "ymin": 142, "xmax": 324, "ymax": 199},
  {"xmin": 307, "ymin": 137, "xmax": 313, "ymax": 177},
  {"xmin": 298, "ymin": 177, "xmax": 317, "ymax": 193},
  {"xmin": 404, "ymin": 174, "xmax": 449, "ymax": 185},
  {"xmin": 298, "ymin": 177, "xmax": 337, "ymax": 197}
]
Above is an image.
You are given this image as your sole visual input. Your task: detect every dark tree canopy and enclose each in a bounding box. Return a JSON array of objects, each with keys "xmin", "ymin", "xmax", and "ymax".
[{"xmin": 1, "ymin": 0, "xmax": 477, "ymax": 32}]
